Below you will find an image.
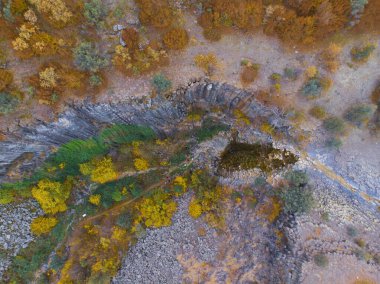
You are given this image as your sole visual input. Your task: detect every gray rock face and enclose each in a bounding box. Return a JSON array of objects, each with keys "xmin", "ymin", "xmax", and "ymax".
[{"xmin": 0, "ymin": 80, "xmax": 289, "ymax": 183}]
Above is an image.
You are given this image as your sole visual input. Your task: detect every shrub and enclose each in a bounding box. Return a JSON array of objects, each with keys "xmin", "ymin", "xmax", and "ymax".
[
  {"xmin": 285, "ymin": 170, "xmax": 309, "ymax": 187},
  {"xmin": 89, "ymin": 194, "xmax": 101, "ymax": 206},
  {"xmin": 31, "ymin": 179, "xmax": 72, "ymax": 214},
  {"xmin": 152, "ymin": 73, "xmax": 172, "ymax": 94},
  {"xmin": 270, "ymin": 73, "xmax": 282, "ymax": 83},
  {"xmin": 0, "ymin": 69, "xmax": 13, "ymax": 91},
  {"xmin": 306, "ymin": 66, "xmax": 318, "ymax": 78},
  {"xmin": 30, "ymin": 216, "xmax": 58, "ymax": 235},
  {"xmin": 188, "ymin": 198, "xmax": 202, "ymax": 218},
  {"xmin": 284, "ymin": 67, "xmax": 299, "ymax": 81},
  {"xmin": 163, "ymin": 28, "xmax": 189, "ymax": 50},
  {"xmin": 0, "ymin": 92, "xmax": 19, "ymax": 114},
  {"xmin": 134, "ymin": 158, "xmax": 149, "ymax": 171},
  {"xmin": 121, "ymin": 28, "xmax": 139, "ymax": 50},
  {"xmin": 313, "ymin": 253, "xmax": 329, "ymax": 268},
  {"xmin": 134, "ymin": 192, "xmax": 177, "ymax": 228},
  {"xmin": 241, "ymin": 63, "xmax": 260, "ymax": 84},
  {"xmin": 89, "ymin": 73, "xmax": 103, "ymax": 87},
  {"xmin": 28, "ymin": 0, "xmax": 73, "ymax": 26},
  {"xmin": 309, "ymin": 105, "xmax": 326, "ymax": 119},
  {"xmin": 354, "ymin": 238, "xmax": 366, "ymax": 248},
  {"xmin": 346, "ymin": 225, "xmax": 358, "ymax": 237},
  {"xmin": 322, "ymin": 43, "xmax": 342, "ymax": 72},
  {"xmin": 280, "ymin": 170, "xmax": 314, "ymax": 214},
  {"xmin": 194, "ymin": 53, "xmax": 218, "ymax": 75},
  {"xmin": 80, "ymin": 157, "xmax": 118, "ymax": 184},
  {"xmin": 280, "ymin": 186, "xmax": 314, "ymax": 214},
  {"xmin": 84, "ymin": 0, "xmax": 107, "ymax": 27},
  {"xmin": 323, "ymin": 117, "xmax": 345, "ymax": 135},
  {"xmin": 195, "ymin": 118, "xmax": 229, "ymax": 142},
  {"xmin": 136, "ymin": 0, "xmax": 173, "ymax": 29},
  {"xmin": 73, "ymin": 42, "xmax": 108, "ymax": 72},
  {"xmin": 10, "ymin": 0, "xmax": 28, "ymax": 15},
  {"xmin": 301, "ymin": 78, "xmax": 323, "ymax": 98},
  {"xmin": 351, "ymin": 0, "xmax": 368, "ymax": 13},
  {"xmin": 203, "ymin": 27, "xmax": 222, "ymax": 41},
  {"xmin": 51, "ymin": 138, "xmax": 108, "ymax": 176},
  {"xmin": 325, "ymin": 137, "xmax": 342, "ymax": 149},
  {"xmin": 351, "ymin": 43, "xmax": 376, "ymax": 62},
  {"xmin": 344, "ymin": 104, "xmax": 373, "ymax": 127},
  {"xmin": 39, "ymin": 67, "xmax": 59, "ymax": 88}
]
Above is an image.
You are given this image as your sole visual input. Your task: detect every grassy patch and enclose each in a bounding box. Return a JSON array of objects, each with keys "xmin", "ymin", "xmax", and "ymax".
[{"xmin": 194, "ymin": 118, "xmax": 229, "ymax": 142}]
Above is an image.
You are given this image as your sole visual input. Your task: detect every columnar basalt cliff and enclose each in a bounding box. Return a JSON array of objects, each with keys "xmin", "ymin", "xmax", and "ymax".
[{"xmin": 0, "ymin": 80, "xmax": 290, "ymax": 182}]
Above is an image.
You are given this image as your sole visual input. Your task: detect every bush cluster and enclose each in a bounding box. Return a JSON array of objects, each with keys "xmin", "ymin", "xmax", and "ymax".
[
  {"xmin": 163, "ymin": 28, "xmax": 189, "ymax": 50},
  {"xmin": 0, "ymin": 92, "xmax": 19, "ymax": 114},
  {"xmin": 280, "ymin": 170, "xmax": 314, "ymax": 214},
  {"xmin": 344, "ymin": 104, "xmax": 373, "ymax": 127}
]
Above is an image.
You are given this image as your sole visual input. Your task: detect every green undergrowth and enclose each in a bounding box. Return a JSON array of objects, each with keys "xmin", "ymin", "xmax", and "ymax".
[
  {"xmin": 195, "ymin": 118, "xmax": 230, "ymax": 142},
  {"xmin": 0, "ymin": 124, "xmax": 157, "ymax": 204}
]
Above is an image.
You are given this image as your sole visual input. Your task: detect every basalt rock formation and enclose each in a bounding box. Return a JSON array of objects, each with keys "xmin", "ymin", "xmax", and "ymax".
[{"xmin": 0, "ymin": 79, "xmax": 290, "ymax": 182}]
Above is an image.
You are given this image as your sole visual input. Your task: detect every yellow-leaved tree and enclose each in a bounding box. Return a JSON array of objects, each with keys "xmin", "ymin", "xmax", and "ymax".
[
  {"xmin": 31, "ymin": 179, "xmax": 72, "ymax": 214},
  {"xmin": 134, "ymin": 192, "xmax": 177, "ymax": 228},
  {"xmin": 30, "ymin": 216, "xmax": 58, "ymax": 235},
  {"xmin": 80, "ymin": 157, "xmax": 118, "ymax": 184}
]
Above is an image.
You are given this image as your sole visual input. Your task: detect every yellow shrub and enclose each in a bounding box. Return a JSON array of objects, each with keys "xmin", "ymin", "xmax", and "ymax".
[
  {"xmin": 39, "ymin": 67, "xmax": 59, "ymax": 88},
  {"xmin": 31, "ymin": 179, "xmax": 71, "ymax": 214},
  {"xmin": 188, "ymin": 199, "xmax": 202, "ymax": 219},
  {"xmin": 89, "ymin": 194, "xmax": 101, "ymax": 206},
  {"xmin": 306, "ymin": 66, "xmax": 318, "ymax": 78},
  {"xmin": 111, "ymin": 226, "xmax": 126, "ymax": 241},
  {"xmin": 132, "ymin": 141, "xmax": 141, "ymax": 156},
  {"xmin": 194, "ymin": 53, "xmax": 218, "ymax": 75},
  {"xmin": 173, "ymin": 176, "xmax": 187, "ymax": 190},
  {"xmin": 28, "ymin": 0, "xmax": 73, "ymax": 26},
  {"xmin": 261, "ymin": 122, "xmax": 274, "ymax": 135},
  {"xmin": 80, "ymin": 157, "xmax": 118, "ymax": 184},
  {"xmin": 233, "ymin": 109, "xmax": 250, "ymax": 125},
  {"xmin": 134, "ymin": 158, "xmax": 149, "ymax": 171},
  {"xmin": 135, "ymin": 192, "xmax": 177, "ymax": 228},
  {"xmin": 30, "ymin": 216, "xmax": 58, "ymax": 235}
]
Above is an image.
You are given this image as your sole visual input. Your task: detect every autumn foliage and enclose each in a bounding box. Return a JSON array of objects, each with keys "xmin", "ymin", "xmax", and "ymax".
[
  {"xmin": 31, "ymin": 179, "xmax": 72, "ymax": 214},
  {"xmin": 134, "ymin": 192, "xmax": 177, "ymax": 228},
  {"xmin": 80, "ymin": 157, "xmax": 118, "ymax": 184},
  {"xmin": 135, "ymin": 0, "xmax": 173, "ymax": 29},
  {"xmin": 30, "ymin": 216, "xmax": 58, "ymax": 235},
  {"xmin": 163, "ymin": 28, "xmax": 189, "ymax": 50},
  {"xmin": 0, "ymin": 70, "xmax": 13, "ymax": 91},
  {"xmin": 121, "ymin": 28, "xmax": 140, "ymax": 51}
]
